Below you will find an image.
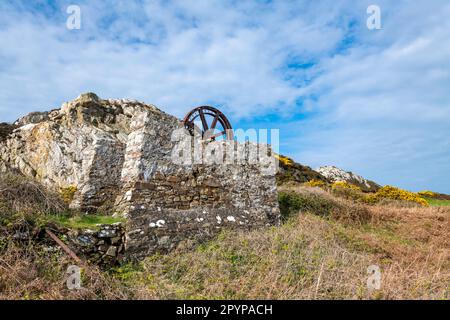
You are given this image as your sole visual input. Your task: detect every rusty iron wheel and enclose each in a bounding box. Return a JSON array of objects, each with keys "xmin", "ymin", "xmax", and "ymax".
[{"xmin": 182, "ymin": 106, "xmax": 233, "ymax": 141}]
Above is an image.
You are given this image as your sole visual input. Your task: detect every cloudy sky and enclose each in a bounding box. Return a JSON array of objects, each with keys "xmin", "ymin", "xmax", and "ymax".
[{"xmin": 1, "ymin": 0, "xmax": 449, "ymax": 193}]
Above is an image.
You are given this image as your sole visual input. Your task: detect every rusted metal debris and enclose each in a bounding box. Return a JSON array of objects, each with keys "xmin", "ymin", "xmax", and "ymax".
[
  {"xmin": 182, "ymin": 106, "xmax": 233, "ymax": 141},
  {"xmin": 45, "ymin": 228, "xmax": 84, "ymax": 265}
]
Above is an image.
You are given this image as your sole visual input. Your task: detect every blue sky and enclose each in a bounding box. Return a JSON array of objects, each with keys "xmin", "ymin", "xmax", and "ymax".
[{"xmin": 1, "ymin": 0, "xmax": 449, "ymax": 193}]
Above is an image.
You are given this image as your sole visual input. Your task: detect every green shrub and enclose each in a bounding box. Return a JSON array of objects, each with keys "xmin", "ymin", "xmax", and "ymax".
[
  {"xmin": 278, "ymin": 191, "xmax": 336, "ymax": 220},
  {"xmin": 331, "ymin": 182, "xmax": 366, "ymax": 201}
]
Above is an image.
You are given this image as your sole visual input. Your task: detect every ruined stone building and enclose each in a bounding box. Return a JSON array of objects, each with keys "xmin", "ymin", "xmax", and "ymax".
[{"xmin": 0, "ymin": 93, "xmax": 280, "ymax": 260}]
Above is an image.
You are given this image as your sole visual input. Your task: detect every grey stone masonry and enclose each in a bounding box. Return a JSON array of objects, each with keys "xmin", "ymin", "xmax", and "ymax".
[{"xmin": 0, "ymin": 93, "xmax": 280, "ymax": 260}]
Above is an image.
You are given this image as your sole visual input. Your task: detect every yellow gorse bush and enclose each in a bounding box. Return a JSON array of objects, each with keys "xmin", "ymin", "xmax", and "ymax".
[
  {"xmin": 331, "ymin": 181, "xmax": 361, "ymax": 191},
  {"xmin": 417, "ymin": 190, "xmax": 436, "ymax": 198},
  {"xmin": 366, "ymin": 186, "xmax": 428, "ymax": 206},
  {"xmin": 304, "ymin": 179, "xmax": 327, "ymax": 188},
  {"xmin": 274, "ymin": 154, "xmax": 294, "ymax": 167}
]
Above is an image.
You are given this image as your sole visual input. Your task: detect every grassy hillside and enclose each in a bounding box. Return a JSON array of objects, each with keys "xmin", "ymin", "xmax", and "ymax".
[
  {"xmin": 425, "ymin": 198, "xmax": 450, "ymax": 207},
  {"xmin": 0, "ymin": 175, "xmax": 449, "ymax": 300},
  {"xmin": 275, "ymin": 154, "xmax": 329, "ymax": 185}
]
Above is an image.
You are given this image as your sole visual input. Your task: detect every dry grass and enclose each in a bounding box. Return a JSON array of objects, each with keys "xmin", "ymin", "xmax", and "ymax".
[
  {"xmin": 109, "ymin": 187, "xmax": 448, "ymax": 300},
  {"xmin": 278, "ymin": 184, "xmax": 372, "ymax": 224},
  {"xmin": 0, "ymin": 241, "xmax": 129, "ymax": 300},
  {"xmin": 0, "ymin": 173, "xmax": 128, "ymax": 299},
  {"xmin": 122, "ymin": 214, "xmax": 375, "ymax": 299},
  {"xmin": 115, "ymin": 202, "xmax": 450, "ymax": 299},
  {"xmin": 0, "ymin": 173, "xmax": 66, "ymax": 215},
  {"xmin": 0, "ymin": 176, "xmax": 448, "ymax": 300}
]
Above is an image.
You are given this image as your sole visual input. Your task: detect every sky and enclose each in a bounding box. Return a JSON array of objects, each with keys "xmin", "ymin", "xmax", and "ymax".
[{"xmin": 0, "ymin": 0, "xmax": 449, "ymax": 193}]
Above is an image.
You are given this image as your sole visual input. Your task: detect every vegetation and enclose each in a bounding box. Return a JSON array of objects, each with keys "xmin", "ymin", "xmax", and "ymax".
[
  {"xmin": 60, "ymin": 185, "xmax": 78, "ymax": 203},
  {"xmin": 275, "ymin": 155, "xmax": 328, "ymax": 185},
  {"xmin": 418, "ymin": 190, "xmax": 450, "ymax": 206},
  {"xmin": 331, "ymin": 181, "xmax": 361, "ymax": 191},
  {"xmin": 47, "ymin": 214, "xmax": 125, "ymax": 230},
  {"xmin": 365, "ymin": 186, "xmax": 429, "ymax": 206},
  {"xmin": 0, "ymin": 173, "xmax": 66, "ymax": 216},
  {"xmin": 329, "ymin": 181, "xmax": 368, "ymax": 202},
  {"xmin": 304, "ymin": 179, "xmax": 327, "ymax": 188},
  {"xmin": 0, "ymin": 173, "xmax": 128, "ymax": 299},
  {"xmin": 0, "ymin": 172, "xmax": 448, "ymax": 300},
  {"xmin": 0, "ymin": 173, "xmax": 122, "ymax": 231},
  {"xmin": 425, "ymin": 198, "xmax": 450, "ymax": 207},
  {"xmin": 418, "ymin": 190, "xmax": 436, "ymax": 198},
  {"xmin": 274, "ymin": 154, "xmax": 294, "ymax": 167},
  {"xmin": 278, "ymin": 189, "xmax": 336, "ymax": 219},
  {"xmin": 109, "ymin": 186, "xmax": 449, "ymax": 300}
]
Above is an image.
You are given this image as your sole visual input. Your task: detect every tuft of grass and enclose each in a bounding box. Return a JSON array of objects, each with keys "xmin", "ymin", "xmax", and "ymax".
[
  {"xmin": 46, "ymin": 214, "xmax": 125, "ymax": 230},
  {"xmin": 424, "ymin": 198, "xmax": 450, "ymax": 207},
  {"xmin": 0, "ymin": 173, "xmax": 66, "ymax": 215}
]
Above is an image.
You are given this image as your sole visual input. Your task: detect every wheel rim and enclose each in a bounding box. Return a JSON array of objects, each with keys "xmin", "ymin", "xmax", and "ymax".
[{"xmin": 182, "ymin": 106, "xmax": 233, "ymax": 141}]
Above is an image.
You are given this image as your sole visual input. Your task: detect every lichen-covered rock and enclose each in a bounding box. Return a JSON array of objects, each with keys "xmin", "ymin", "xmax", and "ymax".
[
  {"xmin": 316, "ymin": 166, "xmax": 380, "ymax": 192},
  {"xmin": 68, "ymin": 223, "xmax": 126, "ymax": 265},
  {"xmin": 14, "ymin": 111, "xmax": 51, "ymax": 126},
  {"xmin": 0, "ymin": 93, "xmax": 280, "ymax": 260},
  {"xmin": 0, "ymin": 93, "xmax": 160, "ymax": 211}
]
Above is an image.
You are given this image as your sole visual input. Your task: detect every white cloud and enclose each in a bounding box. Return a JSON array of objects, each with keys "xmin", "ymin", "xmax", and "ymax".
[
  {"xmin": 0, "ymin": 0, "xmax": 449, "ymax": 192},
  {"xmin": 0, "ymin": 0, "xmax": 347, "ymax": 121},
  {"xmin": 287, "ymin": 0, "xmax": 450, "ymax": 192}
]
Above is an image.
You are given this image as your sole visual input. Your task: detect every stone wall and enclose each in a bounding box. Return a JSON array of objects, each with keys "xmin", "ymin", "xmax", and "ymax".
[
  {"xmin": 68, "ymin": 223, "xmax": 126, "ymax": 265},
  {"xmin": 116, "ymin": 152, "xmax": 280, "ymax": 260},
  {"xmin": 0, "ymin": 93, "xmax": 280, "ymax": 260}
]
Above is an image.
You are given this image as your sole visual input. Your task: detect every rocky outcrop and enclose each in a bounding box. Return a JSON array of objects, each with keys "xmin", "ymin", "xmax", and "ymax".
[
  {"xmin": 316, "ymin": 166, "xmax": 380, "ymax": 192},
  {"xmin": 276, "ymin": 155, "xmax": 329, "ymax": 185},
  {"xmin": 0, "ymin": 93, "xmax": 280, "ymax": 260},
  {"xmin": 0, "ymin": 93, "xmax": 143, "ymax": 212},
  {"xmin": 0, "ymin": 123, "xmax": 17, "ymax": 143},
  {"xmin": 14, "ymin": 111, "xmax": 51, "ymax": 127}
]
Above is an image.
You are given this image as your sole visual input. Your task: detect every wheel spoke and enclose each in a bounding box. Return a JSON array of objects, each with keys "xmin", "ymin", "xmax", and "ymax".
[
  {"xmin": 211, "ymin": 114, "xmax": 219, "ymax": 129},
  {"xmin": 199, "ymin": 109, "xmax": 209, "ymax": 132},
  {"xmin": 183, "ymin": 106, "xmax": 233, "ymax": 141},
  {"xmin": 212, "ymin": 130, "xmax": 226, "ymax": 139}
]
